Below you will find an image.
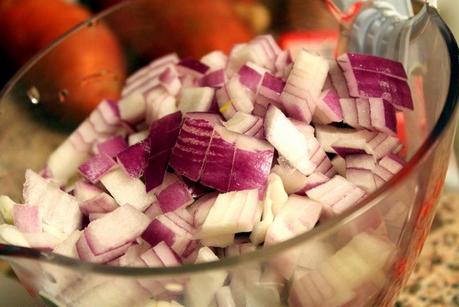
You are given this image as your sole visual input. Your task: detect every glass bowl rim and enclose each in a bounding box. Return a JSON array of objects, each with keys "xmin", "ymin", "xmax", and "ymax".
[{"xmin": 0, "ymin": 2, "xmax": 458, "ymax": 277}]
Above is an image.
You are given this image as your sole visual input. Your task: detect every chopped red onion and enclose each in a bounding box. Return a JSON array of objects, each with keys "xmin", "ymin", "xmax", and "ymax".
[
  {"xmin": 142, "ymin": 211, "xmax": 196, "ymax": 257},
  {"xmin": 238, "ymin": 64, "xmax": 263, "ymax": 92},
  {"xmin": 77, "ymin": 232, "xmax": 132, "ymax": 264},
  {"xmin": 265, "ymin": 105, "xmax": 315, "ymax": 175},
  {"xmin": 23, "ymin": 232, "xmax": 63, "ymax": 251},
  {"xmin": 78, "ymin": 153, "xmax": 116, "ymax": 184},
  {"xmin": 199, "ymin": 69, "xmax": 226, "ymax": 88},
  {"xmin": 118, "ymin": 93, "xmax": 147, "ymax": 124},
  {"xmin": 73, "ymin": 180, "xmax": 103, "ymax": 202},
  {"xmin": 346, "ymin": 168, "xmax": 376, "ymax": 192},
  {"xmin": 100, "ymin": 168, "xmax": 156, "ymax": 212},
  {"xmin": 356, "ymin": 98, "xmax": 371, "ymax": 129},
  {"xmin": 369, "ymin": 98, "xmax": 397, "ymax": 135},
  {"xmin": 177, "ymin": 57, "xmax": 210, "ymax": 78},
  {"xmin": 97, "ymin": 136, "xmax": 128, "ymax": 158},
  {"xmin": 339, "ymin": 98, "xmax": 360, "ymax": 128},
  {"xmin": 79, "ymin": 192, "xmax": 119, "ymax": 215},
  {"xmin": 144, "ymin": 86, "xmax": 178, "ymax": 125},
  {"xmin": 366, "ymin": 133, "xmax": 400, "ymax": 159},
  {"xmin": 159, "ymin": 66, "xmax": 182, "ymax": 96},
  {"xmin": 84, "ymin": 205, "xmax": 150, "ymax": 255},
  {"xmin": 338, "ymin": 54, "xmax": 413, "ymax": 110},
  {"xmin": 13, "ymin": 205, "xmax": 41, "ymax": 233},
  {"xmin": 338, "ymin": 53, "xmax": 408, "ymax": 80},
  {"xmin": 88, "ymin": 213, "xmax": 106, "ymax": 222},
  {"xmin": 200, "ymin": 51, "xmax": 228, "ymax": 71},
  {"xmin": 328, "ymin": 60, "xmax": 350, "ymax": 98},
  {"xmin": 157, "ymin": 181, "xmax": 194, "ymax": 213},
  {"xmin": 216, "ymin": 86, "xmax": 237, "ymax": 120},
  {"xmin": 169, "ymin": 113, "xmax": 222, "ymax": 181},
  {"xmin": 145, "ymin": 111, "xmax": 182, "ymax": 191},
  {"xmin": 116, "ymin": 141, "xmax": 149, "ymax": 178},
  {"xmin": 178, "ymin": 87, "xmax": 215, "ymax": 114},
  {"xmin": 313, "ymin": 89, "xmax": 343, "ymax": 124},
  {"xmin": 281, "ymin": 50, "xmax": 329, "ymax": 123},
  {"xmin": 187, "ymin": 193, "xmax": 218, "ymax": 227},
  {"xmin": 24, "ymin": 170, "xmax": 82, "ymax": 236},
  {"xmin": 128, "ymin": 130, "xmax": 149, "ymax": 146}
]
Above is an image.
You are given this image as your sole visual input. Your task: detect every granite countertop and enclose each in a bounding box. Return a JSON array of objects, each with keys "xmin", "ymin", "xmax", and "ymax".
[
  {"xmin": 397, "ymin": 193, "xmax": 459, "ymax": 306},
  {"xmin": 1, "ymin": 194, "xmax": 458, "ymax": 305}
]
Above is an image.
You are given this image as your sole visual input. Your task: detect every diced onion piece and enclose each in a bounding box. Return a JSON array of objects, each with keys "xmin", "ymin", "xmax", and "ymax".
[
  {"xmin": 281, "ymin": 50, "xmax": 329, "ymax": 123},
  {"xmin": 265, "ymin": 105, "xmax": 315, "ymax": 175},
  {"xmin": 78, "ymin": 153, "xmax": 116, "ymax": 184},
  {"xmin": 177, "ymin": 57, "xmax": 210, "ymax": 78},
  {"xmin": 145, "ymin": 112, "xmax": 182, "ymax": 191},
  {"xmin": 188, "ymin": 193, "xmax": 218, "ymax": 227},
  {"xmin": 169, "ymin": 113, "xmax": 222, "ymax": 181},
  {"xmin": 200, "ymin": 51, "xmax": 228, "ymax": 71},
  {"xmin": 338, "ymin": 53, "xmax": 408, "ymax": 80},
  {"xmin": 338, "ymin": 54, "xmax": 413, "ymax": 110},
  {"xmin": 331, "ymin": 156, "xmax": 346, "ymax": 176},
  {"xmin": 117, "ymin": 141, "xmax": 149, "ymax": 178},
  {"xmin": 100, "ymin": 168, "xmax": 156, "ymax": 212},
  {"xmin": 142, "ymin": 211, "xmax": 196, "ymax": 257},
  {"xmin": 185, "ymin": 247, "xmax": 228, "ymax": 307},
  {"xmin": 119, "ymin": 93, "xmax": 146, "ymax": 123},
  {"xmin": 313, "ymin": 89, "xmax": 343, "ymax": 124},
  {"xmin": 97, "ymin": 136, "xmax": 128, "ymax": 158},
  {"xmin": 198, "ymin": 189, "xmax": 260, "ymax": 238},
  {"xmin": 73, "ymin": 181, "xmax": 103, "ymax": 203},
  {"xmin": 223, "ymin": 112, "xmax": 261, "ymax": 136},
  {"xmin": 84, "ymin": 205, "xmax": 149, "ymax": 255},
  {"xmin": 24, "ymin": 170, "xmax": 82, "ymax": 236},
  {"xmin": 77, "ymin": 234, "xmax": 131, "ymax": 264},
  {"xmin": 53, "ymin": 230, "xmax": 81, "ymax": 259},
  {"xmin": 373, "ymin": 153, "xmax": 405, "ymax": 187},
  {"xmin": 307, "ymin": 175, "xmax": 365, "ymax": 216},
  {"xmin": 0, "ymin": 195, "xmax": 16, "ymax": 224},
  {"xmin": 144, "ymin": 87, "xmax": 178, "ymax": 125},
  {"xmin": 328, "ymin": 60, "xmax": 350, "ymax": 98},
  {"xmin": 315, "ymin": 125, "xmax": 361, "ymax": 153},
  {"xmin": 23, "ymin": 232, "xmax": 63, "ymax": 250},
  {"xmin": 13, "ymin": 204, "xmax": 41, "ymax": 233},
  {"xmin": 159, "ymin": 66, "xmax": 182, "ymax": 96},
  {"xmin": 339, "ymin": 98, "xmax": 360, "ymax": 128},
  {"xmin": 157, "ymin": 181, "xmax": 194, "ymax": 213},
  {"xmin": 0, "ymin": 225, "xmax": 30, "ymax": 247},
  {"xmin": 128, "ymin": 130, "xmax": 149, "ymax": 146},
  {"xmin": 369, "ymin": 98, "xmax": 397, "ymax": 135},
  {"xmin": 79, "ymin": 192, "xmax": 119, "ymax": 215},
  {"xmin": 200, "ymin": 69, "xmax": 226, "ymax": 88},
  {"xmin": 238, "ymin": 64, "xmax": 263, "ymax": 92},
  {"xmin": 356, "ymin": 98, "xmax": 371, "ymax": 129},
  {"xmin": 178, "ymin": 87, "xmax": 215, "ymax": 114},
  {"xmin": 346, "ymin": 168, "xmax": 376, "ymax": 192}
]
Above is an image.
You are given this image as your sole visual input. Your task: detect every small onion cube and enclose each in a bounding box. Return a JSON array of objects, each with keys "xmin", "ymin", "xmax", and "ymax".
[
  {"xmin": 355, "ymin": 98, "xmax": 371, "ymax": 129},
  {"xmin": 238, "ymin": 64, "xmax": 263, "ymax": 92},
  {"xmin": 169, "ymin": 113, "xmax": 222, "ymax": 181},
  {"xmin": 313, "ymin": 89, "xmax": 343, "ymax": 124},
  {"xmin": 84, "ymin": 205, "xmax": 150, "ymax": 255},
  {"xmin": 13, "ymin": 204, "xmax": 41, "ymax": 233},
  {"xmin": 200, "ymin": 51, "xmax": 228, "ymax": 71},
  {"xmin": 78, "ymin": 153, "xmax": 116, "ymax": 184},
  {"xmin": 339, "ymin": 98, "xmax": 360, "ymax": 128},
  {"xmin": 200, "ymin": 69, "xmax": 226, "ymax": 88},
  {"xmin": 119, "ymin": 93, "xmax": 146, "ymax": 124},
  {"xmin": 97, "ymin": 136, "xmax": 128, "ymax": 158},
  {"xmin": 178, "ymin": 87, "xmax": 215, "ymax": 114},
  {"xmin": 265, "ymin": 105, "xmax": 315, "ymax": 175},
  {"xmin": 79, "ymin": 192, "xmax": 119, "ymax": 215},
  {"xmin": 76, "ymin": 232, "xmax": 131, "ymax": 264},
  {"xmin": 369, "ymin": 98, "xmax": 397, "ymax": 135},
  {"xmin": 177, "ymin": 57, "xmax": 210, "ymax": 78},
  {"xmin": 116, "ymin": 141, "xmax": 149, "ymax": 178},
  {"xmin": 100, "ymin": 168, "xmax": 156, "ymax": 212},
  {"xmin": 157, "ymin": 181, "xmax": 194, "ymax": 213},
  {"xmin": 159, "ymin": 66, "xmax": 182, "ymax": 96}
]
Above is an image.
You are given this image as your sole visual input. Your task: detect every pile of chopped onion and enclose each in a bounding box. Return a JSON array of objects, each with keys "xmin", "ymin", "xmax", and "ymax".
[{"xmin": 0, "ymin": 35, "xmax": 412, "ymax": 307}]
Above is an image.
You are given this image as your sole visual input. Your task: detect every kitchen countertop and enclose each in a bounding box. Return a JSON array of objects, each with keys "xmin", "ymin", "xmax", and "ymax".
[
  {"xmin": 397, "ymin": 193, "xmax": 459, "ymax": 306},
  {"xmin": 1, "ymin": 193, "xmax": 459, "ymax": 306}
]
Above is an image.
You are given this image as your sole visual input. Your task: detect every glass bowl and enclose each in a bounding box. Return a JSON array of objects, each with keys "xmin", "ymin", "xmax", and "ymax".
[{"xmin": 0, "ymin": 1, "xmax": 458, "ymax": 306}]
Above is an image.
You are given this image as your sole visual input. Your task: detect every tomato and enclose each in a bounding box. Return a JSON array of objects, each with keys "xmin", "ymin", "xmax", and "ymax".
[{"xmin": 0, "ymin": 0, "xmax": 126, "ymax": 123}]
